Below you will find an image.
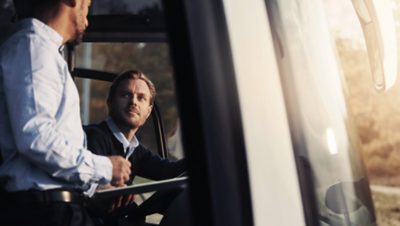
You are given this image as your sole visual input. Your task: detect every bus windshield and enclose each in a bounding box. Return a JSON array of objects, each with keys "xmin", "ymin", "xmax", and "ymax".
[{"xmin": 267, "ymin": 0, "xmax": 376, "ymax": 225}]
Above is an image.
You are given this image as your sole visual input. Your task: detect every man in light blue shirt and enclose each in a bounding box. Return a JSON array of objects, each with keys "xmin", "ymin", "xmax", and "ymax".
[{"xmin": 0, "ymin": 0, "xmax": 131, "ymax": 225}]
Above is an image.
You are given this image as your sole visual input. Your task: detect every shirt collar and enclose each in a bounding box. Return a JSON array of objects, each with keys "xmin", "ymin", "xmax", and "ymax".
[
  {"xmin": 19, "ymin": 18, "xmax": 64, "ymax": 48},
  {"xmin": 106, "ymin": 117, "xmax": 139, "ymax": 154}
]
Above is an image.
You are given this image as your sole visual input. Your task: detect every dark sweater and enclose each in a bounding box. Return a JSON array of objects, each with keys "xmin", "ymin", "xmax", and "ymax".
[{"xmin": 84, "ymin": 121, "xmax": 186, "ymax": 185}]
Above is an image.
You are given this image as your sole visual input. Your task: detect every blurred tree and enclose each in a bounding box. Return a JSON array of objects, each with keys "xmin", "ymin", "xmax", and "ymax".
[{"xmin": 337, "ymin": 36, "xmax": 400, "ymax": 186}]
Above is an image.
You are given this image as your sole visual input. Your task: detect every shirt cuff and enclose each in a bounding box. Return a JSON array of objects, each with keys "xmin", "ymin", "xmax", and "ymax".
[
  {"xmin": 85, "ymin": 183, "xmax": 99, "ymax": 197},
  {"xmin": 90, "ymin": 154, "xmax": 112, "ymax": 184}
]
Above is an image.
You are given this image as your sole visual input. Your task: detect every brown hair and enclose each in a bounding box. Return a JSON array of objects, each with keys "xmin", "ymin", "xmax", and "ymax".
[{"xmin": 107, "ymin": 70, "xmax": 157, "ymax": 105}]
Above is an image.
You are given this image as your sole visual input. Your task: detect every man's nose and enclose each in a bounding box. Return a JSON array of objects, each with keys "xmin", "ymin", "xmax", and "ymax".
[{"xmin": 130, "ymin": 95, "xmax": 137, "ymax": 105}]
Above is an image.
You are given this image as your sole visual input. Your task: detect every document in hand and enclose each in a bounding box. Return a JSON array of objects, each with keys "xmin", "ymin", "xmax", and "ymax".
[{"xmin": 90, "ymin": 176, "xmax": 189, "ymax": 201}]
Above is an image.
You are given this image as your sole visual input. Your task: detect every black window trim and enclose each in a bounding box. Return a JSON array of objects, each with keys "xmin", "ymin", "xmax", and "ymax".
[{"xmin": 163, "ymin": 0, "xmax": 254, "ymax": 226}]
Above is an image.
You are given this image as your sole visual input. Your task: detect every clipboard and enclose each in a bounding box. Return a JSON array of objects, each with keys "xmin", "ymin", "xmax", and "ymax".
[{"xmin": 91, "ymin": 176, "xmax": 188, "ymax": 201}]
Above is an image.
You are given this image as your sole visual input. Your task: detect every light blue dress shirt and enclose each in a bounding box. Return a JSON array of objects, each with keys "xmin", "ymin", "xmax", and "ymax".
[{"xmin": 0, "ymin": 18, "xmax": 112, "ymax": 192}]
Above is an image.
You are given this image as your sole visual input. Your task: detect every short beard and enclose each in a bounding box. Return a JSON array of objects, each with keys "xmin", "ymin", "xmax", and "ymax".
[{"xmin": 68, "ymin": 32, "xmax": 84, "ymax": 47}]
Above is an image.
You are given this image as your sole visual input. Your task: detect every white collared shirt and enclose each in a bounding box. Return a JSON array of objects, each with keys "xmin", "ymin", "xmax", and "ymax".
[
  {"xmin": 106, "ymin": 117, "xmax": 139, "ymax": 159},
  {"xmin": 0, "ymin": 18, "xmax": 112, "ymax": 192}
]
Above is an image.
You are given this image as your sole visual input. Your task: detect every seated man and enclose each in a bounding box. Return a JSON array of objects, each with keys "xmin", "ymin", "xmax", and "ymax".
[{"xmin": 84, "ymin": 70, "xmax": 186, "ymax": 225}]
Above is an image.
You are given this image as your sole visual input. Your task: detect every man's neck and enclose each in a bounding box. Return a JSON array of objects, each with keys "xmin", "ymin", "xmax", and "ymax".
[
  {"xmin": 36, "ymin": 5, "xmax": 71, "ymax": 44},
  {"xmin": 109, "ymin": 118, "xmax": 138, "ymax": 142},
  {"xmin": 120, "ymin": 127, "xmax": 138, "ymax": 142}
]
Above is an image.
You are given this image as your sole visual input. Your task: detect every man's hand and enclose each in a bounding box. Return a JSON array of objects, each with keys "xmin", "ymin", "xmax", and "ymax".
[
  {"xmin": 96, "ymin": 183, "xmax": 115, "ymax": 191},
  {"xmin": 108, "ymin": 156, "xmax": 131, "ymax": 187},
  {"xmin": 111, "ymin": 194, "xmax": 136, "ymax": 210},
  {"xmin": 96, "ymin": 183, "xmax": 135, "ymax": 211}
]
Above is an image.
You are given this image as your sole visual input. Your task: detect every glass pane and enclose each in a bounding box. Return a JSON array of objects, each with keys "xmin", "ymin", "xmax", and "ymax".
[
  {"xmin": 74, "ymin": 42, "xmax": 183, "ymax": 160},
  {"xmin": 267, "ymin": 0, "xmax": 375, "ymax": 225},
  {"xmin": 322, "ymin": 0, "xmax": 400, "ymax": 225},
  {"xmin": 74, "ymin": 78, "xmax": 110, "ymax": 124}
]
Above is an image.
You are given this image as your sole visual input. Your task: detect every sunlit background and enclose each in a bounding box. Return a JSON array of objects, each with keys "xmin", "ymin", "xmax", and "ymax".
[
  {"xmin": 2, "ymin": 0, "xmax": 400, "ymax": 224},
  {"xmin": 324, "ymin": 0, "xmax": 400, "ymax": 225}
]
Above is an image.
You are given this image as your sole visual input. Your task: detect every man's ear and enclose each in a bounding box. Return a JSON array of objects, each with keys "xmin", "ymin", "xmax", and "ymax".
[{"xmin": 146, "ymin": 105, "xmax": 153, "ymax": 118}]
